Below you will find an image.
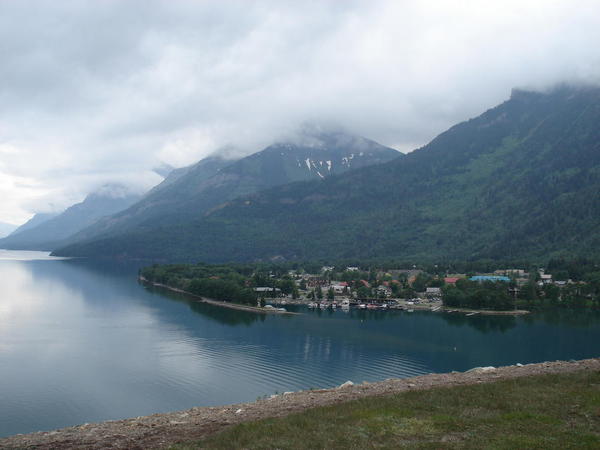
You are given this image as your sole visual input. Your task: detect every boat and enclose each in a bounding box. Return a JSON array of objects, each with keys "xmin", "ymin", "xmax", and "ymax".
[
  {"xmin": 466, "ymin": 312, "xmax": 479, "ymax": 316},
  {"xmin": 308, "ymin": 302, "xmax": 317, "ymax": 309},
  {"xmin": 367, "ymin": 303, "xmax": 378, "ymax": 310},
  {"xmin": 320, "ymin": 302, "xmax": 329, "ymax": 309},
  {"xmin": 358, "ymin": 303, "xmax": 367, "ymax": 309}
]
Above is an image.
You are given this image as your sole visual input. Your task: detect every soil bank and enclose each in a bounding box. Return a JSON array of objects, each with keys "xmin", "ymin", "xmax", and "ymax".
[{"xmin": 2, "ymin": 358, "xmax": 598, "ymax": 449}]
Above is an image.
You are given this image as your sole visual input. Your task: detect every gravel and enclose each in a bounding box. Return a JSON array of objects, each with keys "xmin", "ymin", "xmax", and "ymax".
[{"xmin": 2, "ymin": 358, "xmax": 598, "ymax": 449}]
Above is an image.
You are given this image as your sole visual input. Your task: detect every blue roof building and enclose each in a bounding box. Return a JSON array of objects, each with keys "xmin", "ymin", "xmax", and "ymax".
[{"xmin": 470, "ymin": 275, "xmax": 511, "ymax": 282}]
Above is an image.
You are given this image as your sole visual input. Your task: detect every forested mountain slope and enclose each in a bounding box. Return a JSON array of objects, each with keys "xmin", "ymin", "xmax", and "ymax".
[
  {"xmin": 0, "ymin": 186, "xmax": 142, "ymax": 250},
  {"xmin": 61, "ymin": 131, "xmax": 400, "ymax": 244},
  {"xmin": 55, "ymin": 86, "xmax": 600, "ymax": 262}
]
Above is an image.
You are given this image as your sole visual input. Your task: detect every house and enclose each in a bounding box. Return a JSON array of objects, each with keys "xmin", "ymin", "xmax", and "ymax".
[
  {"xmin": 426, "ymin": 287, "xmax": 442, "ymax": 296},
  {"xmin": 494, "ymin": 269, "xmax": 526, "ymax": 277},
  {"xmin": 470, "ymin": 275, "xmax": 511, "ymax": 282},
  {"xmin": 346, "ymin": 266, "xmax": 359, "ymax": 272},
  {"xmin": 377, "ymin": 285, "xmax": 392, "ymax": 297},
  {"xmin": 360, "ymin": 279, "xmax": 371, "ymax": 288},
  {"xmin": 321, "ymin": 266, "xmax": 334, "ymax": 273},
  {"xmin": 540, "ymin": 274, "xmax": 552, "ymax": 284},
  {"xmin": 331, "ymin": 281, "xmax": 349, "ymax": 294},
  {"xmin": 444, "ymin": 277, "xmax": 460, "ymax": 285},
  {"xmin": 254, "ymin": 287, "xmax": 281, "ymax": 293}
]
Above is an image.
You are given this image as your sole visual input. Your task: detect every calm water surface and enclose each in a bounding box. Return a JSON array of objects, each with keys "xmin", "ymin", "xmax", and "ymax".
[{"xmin": 1, "ymin": 250, "xmax": 599, "ymax": 437}]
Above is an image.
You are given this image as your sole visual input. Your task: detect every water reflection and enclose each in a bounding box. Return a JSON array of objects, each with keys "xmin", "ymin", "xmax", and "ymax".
[
  {"xmin": 1, "ymin": 253, "xmax": 600, "ymax": 438},
  {"xmin": 439, "ymin": 313, "xmax": 517, "ymax": 333},
  {"xmin": 146, "ymin": 285, "xmax": 264, "ymax": 326}
]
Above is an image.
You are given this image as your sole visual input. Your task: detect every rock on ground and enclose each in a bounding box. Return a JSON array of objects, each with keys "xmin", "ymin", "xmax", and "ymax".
[{"xmin": 1, "ymin": 358, "xmax": 599, "ymax": 449}]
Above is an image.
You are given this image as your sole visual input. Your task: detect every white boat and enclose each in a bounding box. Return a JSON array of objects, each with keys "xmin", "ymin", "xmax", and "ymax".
[
  {"xmin": 358, "ymin": 303, "xmax": 367, "ymax": 309},
  {"xmin": 308, "ymin": 302, "xmax": 317, "ymax": 308}
]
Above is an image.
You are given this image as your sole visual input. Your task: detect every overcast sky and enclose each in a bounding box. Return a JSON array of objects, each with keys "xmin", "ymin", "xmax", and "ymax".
[{"xmin": 1, "ymin": 0, "xmax": 599, "ymax": 224}]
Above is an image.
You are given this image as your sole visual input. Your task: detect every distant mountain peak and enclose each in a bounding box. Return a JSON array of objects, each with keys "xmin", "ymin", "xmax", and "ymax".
[{"xmin": 52, "ymin": 86, "xmax": 600, "ymax": 262}]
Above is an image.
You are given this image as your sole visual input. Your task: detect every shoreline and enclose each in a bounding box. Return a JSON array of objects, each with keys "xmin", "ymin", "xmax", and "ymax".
[
  {"xmin": 441, "ymin": 306, "xmax": 530, "ymax": 315},
  {"xmin": 2, "ymin": 357, "xmax": 598, "ymax": 449},
  {"xmin": 141, "ymin": 277, "xmax": 530, "ymax": 317},
  {"xmin": 139, "ymin": 277, "xmax": 300, "ymax": 315}
]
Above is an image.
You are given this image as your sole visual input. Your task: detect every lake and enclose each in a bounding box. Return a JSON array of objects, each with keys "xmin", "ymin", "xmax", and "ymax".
[{"xmin": 1, "ymin": 250, "xmax": 599, "ymax": 437}]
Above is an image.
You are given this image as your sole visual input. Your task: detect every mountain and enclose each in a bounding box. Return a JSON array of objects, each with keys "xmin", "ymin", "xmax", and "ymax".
[
  {"xmin": 0, "ymin": 222, "xmax": 18, "ymax": 238},
  {"xmin": 8, "ymin": 212, "xmax": 59, "ymax": 237},
  {"xmin": 0, "ymin": 185, "xmax": 143, "ymax": 250},
  {"xmin": 62, "ymin": 131, "xmax": 400, "ymax": 244},
  {"xmin": 54, "ymin": 85, "xmax": 600, "ymax": 262}
]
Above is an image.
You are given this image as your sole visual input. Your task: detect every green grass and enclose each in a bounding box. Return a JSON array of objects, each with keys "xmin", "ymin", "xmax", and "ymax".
[{"xmin": 172, "ymin": 370, "xmax": 600, "ymax": 449}]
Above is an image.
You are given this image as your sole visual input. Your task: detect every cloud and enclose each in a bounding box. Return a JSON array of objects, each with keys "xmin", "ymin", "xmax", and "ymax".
[{"xmin": 0, "ymin": 0, "xmax": 599, "ymax": 223}]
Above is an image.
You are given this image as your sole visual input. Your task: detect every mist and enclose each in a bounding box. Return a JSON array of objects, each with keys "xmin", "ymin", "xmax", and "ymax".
[{"xmin": 1, "ymin": 0, "xmax": 599, "ymax": 223}]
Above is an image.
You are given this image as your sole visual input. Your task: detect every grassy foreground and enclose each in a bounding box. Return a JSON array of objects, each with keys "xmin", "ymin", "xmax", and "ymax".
[{"xmin": 173, "ymin": 370, "xmax": 600, "ymax": 449}]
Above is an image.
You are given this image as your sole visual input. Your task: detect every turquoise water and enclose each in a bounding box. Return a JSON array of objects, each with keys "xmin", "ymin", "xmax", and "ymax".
[{"xmin": 1, "ymin": 251, "xmax": 599, "ymax": 437}]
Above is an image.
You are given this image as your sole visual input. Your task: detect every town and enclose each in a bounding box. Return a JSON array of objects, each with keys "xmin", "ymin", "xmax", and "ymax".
[{"xmin": 140, "ymin": 261, "xmax": 600, "ymax": 314}]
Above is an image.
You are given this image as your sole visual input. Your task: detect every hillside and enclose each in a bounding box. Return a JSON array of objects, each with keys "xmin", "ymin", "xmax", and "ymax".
[
  {"xmin": 54, "ymin": 85, "xmax": 600, "ymax": 262},
  {"xmin": 61, "ymin": 131, "xmax": 400, "ymax": 244},
  {"xmin": 0, "ymin": 222, "xmax": 18, "ymax": 238},
  {"xmin": 0, "ymin": 186, "xmax": 142, "ymax": 250},
  {"xmin": 8, "ymin": 212, "xmax": 59, "ymax": 237}
]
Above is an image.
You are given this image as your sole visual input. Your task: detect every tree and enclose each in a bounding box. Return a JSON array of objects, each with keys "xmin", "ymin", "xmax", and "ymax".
[
  {"xmin": 357, "ymin": 286, "xmax": 371, "ymax": 299},
  {"xmin": 316, "ymin": 285, "xmax": 323, "ymax": 300},
  {"xmin": 327, "ymin": 287, "xmax": 335, "ymax": 301}
]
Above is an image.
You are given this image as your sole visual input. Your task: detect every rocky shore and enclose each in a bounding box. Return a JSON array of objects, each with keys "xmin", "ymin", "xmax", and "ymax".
[{"xmin": 2, "ymin": 358, "xmax": 598, "ymax": 449}]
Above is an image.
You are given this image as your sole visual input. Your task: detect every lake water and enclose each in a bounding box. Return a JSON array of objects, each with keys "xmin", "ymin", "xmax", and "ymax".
[{"xmin": 1, "ymin": 250, "xmax": 599, "ymax": 437}]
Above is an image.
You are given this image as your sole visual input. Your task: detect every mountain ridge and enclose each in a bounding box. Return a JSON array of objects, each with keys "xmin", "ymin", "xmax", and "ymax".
[
  {"xmin": 61, "ymin": 131, "xmax": 400, "ymax": 245},
  {"xmin": 0, "ymin": 186, "xmax": 143, "ymax": 251},
  {"xmin": 54, "ymin": 85, "xmax": 600, "ymax": 262}
]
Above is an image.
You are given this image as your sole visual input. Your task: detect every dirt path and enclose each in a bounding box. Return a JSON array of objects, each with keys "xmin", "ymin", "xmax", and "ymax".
[{"xmin": 2, "ymin": 358, "xmax": 598, "ymax": 449}]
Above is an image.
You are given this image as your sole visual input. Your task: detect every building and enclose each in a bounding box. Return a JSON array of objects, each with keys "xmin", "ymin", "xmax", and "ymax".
[
  {"xmin": 426, "ymin": 287, "xmax": 442, "ymax": 296},
  {"xmin": 254, "ymin": 287, "xmax": 281, "ymax": 293},
  {"xmin": 470, "ymin": 275, "xmax": 511, "ymax": 282},
  {"xmin": 539, "ymin": 272, "xmax": 553, "ymax": 284},
  {"xmin": 494, "ymin": 269, "xmax": 526, "ymax": 277},
  {"xmin": 444, "ymin": 277, "xmax": 460, "ymax": 285},
  {"xmin": 331, "ymin": 281, "xmax": 349, "ymax": 294},
  {"xmin": 377, "ymin": 285, "xmax": 392, "ymax": 297}
]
